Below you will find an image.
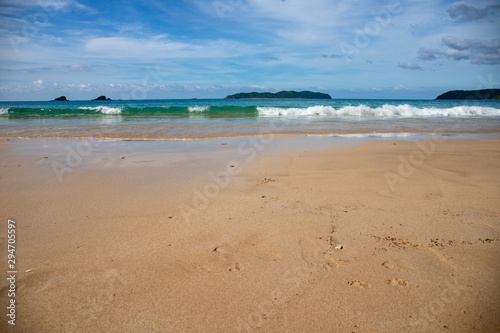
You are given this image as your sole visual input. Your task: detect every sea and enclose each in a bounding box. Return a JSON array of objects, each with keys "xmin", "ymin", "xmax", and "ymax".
[{"xmin": 1, "ymin": 98, "xmax": 500, "ymax": 140}]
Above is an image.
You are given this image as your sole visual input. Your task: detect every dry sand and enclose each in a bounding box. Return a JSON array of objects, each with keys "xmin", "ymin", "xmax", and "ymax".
[{"xmin": 0, "ymin": 136, "xmax": 499, "ymax": 332}]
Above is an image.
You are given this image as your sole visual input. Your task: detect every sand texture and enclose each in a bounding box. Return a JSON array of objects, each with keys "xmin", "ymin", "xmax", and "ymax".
[{"xmin": 0, "ymin": 137, "xmax": 499, "ymax": 332}]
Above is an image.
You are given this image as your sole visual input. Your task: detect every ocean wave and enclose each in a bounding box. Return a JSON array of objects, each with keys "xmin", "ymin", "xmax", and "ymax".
[
  {"xmin": 0, "ymin": 108, "xmax": 9, "ymax": 115},
  {"xmin": 188, "ymin": 106, "xmax": 210, "ymax": 112},
  {"xmin": 78, "ymin": 106, "xmax": 123, "ymax": 114},
  {"xmin": 257, "ymin": 104, "xmax": 500, "ymax": 117}
]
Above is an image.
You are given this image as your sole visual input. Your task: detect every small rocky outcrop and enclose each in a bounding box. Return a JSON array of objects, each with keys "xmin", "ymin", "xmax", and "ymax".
[
  {"xmin": 51, "ymin": 96, "xmax": 69, "ymax": 101},
  {"xmin": 92, "ymin": 96, "xmax": 112, "ymax": 101}
]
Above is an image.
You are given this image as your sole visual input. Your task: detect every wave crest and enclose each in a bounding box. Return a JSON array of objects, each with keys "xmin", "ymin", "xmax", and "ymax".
[
  {"xmin": 188, "ymin": 106, "xmax": 210, "ymax": 112},
  {"xmin": 257, "ymin": 104, "xmax": 500, "ymax": 117},
  {"xmin": 78, "ymin": 106, "xmax": 122, "ymax": 114}
]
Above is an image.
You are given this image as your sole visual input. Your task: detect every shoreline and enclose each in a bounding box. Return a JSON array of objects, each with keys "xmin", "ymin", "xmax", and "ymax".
[
  {"xmin": 1, "ymin": 136, "xmax": 499, "ymax": 332},
  {"xmin": 1, "ymin": 130, "xmax": 500, "ymax": 141}
]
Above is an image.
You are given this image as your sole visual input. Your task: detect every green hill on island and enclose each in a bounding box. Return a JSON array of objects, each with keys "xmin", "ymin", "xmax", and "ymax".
[
  {"xmin": 226, "ymin": 91, "xmax": 332, "ymax": 99},
  {"xmin": 436, "ymin": 89, "xmax": 500, "ymax": 100}
]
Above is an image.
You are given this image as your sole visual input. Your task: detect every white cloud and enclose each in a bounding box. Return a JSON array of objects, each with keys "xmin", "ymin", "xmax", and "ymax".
[
  {"xmin": 249, "ymin": 85, "xmax": 267, "ymax": 90},
  {"xmin": 442, "ymin": 36, "xmax": 500, "ymax": 51},
  {"xmin": 442, "ymin": 36, "xmax": 500, "ymax": 64},
  {"xmin": 246, "ymin": 0, "xmax": 346, "ymax": 27},
  {"xmin": 84, "ymin": 36, "xmax": 256, "ymax": 60},
  {"xmin": 398, "ymin": 62, "xmax": 423, "ymax": 70},
  {"xmin": 415, "ymin": 36, "xmax": 500, "ymax": 65},
  {"xmin": 152, "ymin": 34, "xmax": 169, "ymax": 40},
  {"xmin": 0, "ymin": 0, "xmax": 91, "ymax": 13},
  {"xmin": 417, "ymin": 48, "xmax": 443, "ymax": 61},
  {"xmin": 444, "ymin": 48, "xmax": 470, "ymax": 60},
  {"xmin": 192, "ymin": 0, "xmax": 353, "ymax": 46},
  {"xmin": 66, "ymin": 64, "xmax": 93, "ymax": 72}
]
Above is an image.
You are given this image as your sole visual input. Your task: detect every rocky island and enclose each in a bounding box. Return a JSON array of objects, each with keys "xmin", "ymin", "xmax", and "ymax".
[
  {"xmin": 226, "ymin": 90, "xmax": 331, "ymax": 99},
  {"xmin": 436, "ymin": 89, "xmax": 500, "ymax": 100},
  {"xmin": 51, "ymin": 95, "xmax": 113, "ymax": 101},
  {"xmin": 92, "ymin": 95, "xmax": 112, "ymax": 101},
  {"xmin": 51, "ymin": 96, "xmax": 69, "ymax": 101}
]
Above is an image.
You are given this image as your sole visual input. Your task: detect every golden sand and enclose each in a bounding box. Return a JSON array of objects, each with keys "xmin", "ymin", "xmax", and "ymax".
[{"xmin": 0, "ymin": 137, "xmax": 499, "ymax": 332}]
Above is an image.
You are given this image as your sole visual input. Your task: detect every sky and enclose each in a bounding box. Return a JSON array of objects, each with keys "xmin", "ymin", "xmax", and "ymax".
[{"xmin": 0, "ymin": 0, "xmax": 499, "ymax": 101}]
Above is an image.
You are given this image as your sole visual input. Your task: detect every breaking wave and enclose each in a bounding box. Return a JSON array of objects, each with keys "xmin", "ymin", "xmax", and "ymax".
[
  {"xmin": 78, "ymin": 106, "xmax": 123, "ymax": 114},
  {"xmin": 257, "ymin": 104, "xmax": 500, "ymax": 117},
  {"xmin": 187, "ymin": 105, "xmax": 210, "ymax": 112}
]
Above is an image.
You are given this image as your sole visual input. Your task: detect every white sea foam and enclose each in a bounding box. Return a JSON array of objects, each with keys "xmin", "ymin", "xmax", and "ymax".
[
  {"xmin": 257, "ymin": 105, "xmax": 500, "ymax": 117},
  {"xmin": 78, "ymin": 106, "xmax": 123, "ymax": 114},
  {"xmin": 0, "ymin": 108, "xmax": 9, "ymax": 115},
  {"xmin": 307, "ymin": 133, "xmax": 417, "ymax": 138},
  {"xmin": 188, "ymin": 106, "xmax": 209, "ymax": 112}
]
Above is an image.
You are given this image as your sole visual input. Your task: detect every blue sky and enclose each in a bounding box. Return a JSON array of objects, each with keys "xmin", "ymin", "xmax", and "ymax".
[{"xmin": 0, "ymin": 0, "xmax": 499, "ymax": 100}]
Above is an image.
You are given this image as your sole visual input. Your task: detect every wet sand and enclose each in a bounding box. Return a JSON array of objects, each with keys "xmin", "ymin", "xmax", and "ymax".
[{"xmin": 0, "ymin": 136, "xmax": 499, "ymax": 332}]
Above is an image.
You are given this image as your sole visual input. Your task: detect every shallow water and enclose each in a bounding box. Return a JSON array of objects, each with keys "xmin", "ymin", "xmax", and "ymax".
[{"xmin": 1, "ymin": 98, "xmax": 499, "ymax": 139}]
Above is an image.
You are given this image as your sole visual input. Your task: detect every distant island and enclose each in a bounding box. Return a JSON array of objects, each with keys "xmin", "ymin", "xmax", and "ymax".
[
  {"xmin": 436, "ymin": 89, "xmax": 500, "ymax": 100},
  {"xmin": 92, "ymin": 95, "xmax": 112, "ymax": 101},
  {"xmin": 51, "ymin": 96, "xmax": 68, "ymax": 101},
  {"xmin": 226, "ymin": 90, "xmax": 332, "ymax": 99},
  {"xmin": 51, "ymin": 95, "xmax": 113, "ymax": 101}
]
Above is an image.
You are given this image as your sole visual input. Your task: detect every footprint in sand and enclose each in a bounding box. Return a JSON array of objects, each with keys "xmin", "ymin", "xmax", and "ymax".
[
  {"xmin": 386, "ymin": 277, "xmax": 409, "ymax": 287},
  {"xmin": 260, "ymin": 177, "xmax": 276, "ymax": 184},
  {"xmin": 299, "ymin": 238, "xmax": 339, "ymax": 270},
  {"xmin": 196, "ymin": 243, "xmax": 244, "ymax": 273},
  {"xmin": 382, "ymin": 260, "xmax": 407, "ymax": 272},
  {"xmin": 347, "ymin": 280, "xmax": 371, "ymax": 288},
  {"xmin": 228, "ymin": 263, "xmax": 242, "ymax": 271}
]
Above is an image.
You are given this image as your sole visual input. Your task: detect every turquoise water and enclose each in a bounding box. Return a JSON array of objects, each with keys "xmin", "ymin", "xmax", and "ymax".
[{"xmin": 1, "ymin": 99, "xmax": 499, "ymax": 139}]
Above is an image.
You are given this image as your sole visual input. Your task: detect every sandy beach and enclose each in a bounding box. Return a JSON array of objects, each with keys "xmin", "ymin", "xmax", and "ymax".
[{"xmin": 0, "ymin": 136, "xmax": 499, "ymax": 332}]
